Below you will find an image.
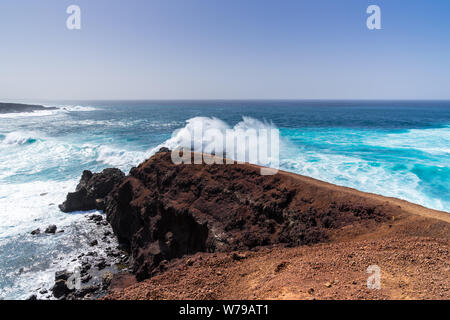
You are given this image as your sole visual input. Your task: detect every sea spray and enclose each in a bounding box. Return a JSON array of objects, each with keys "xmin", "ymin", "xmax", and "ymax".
[
  {"xmin": 1, "ymin": 131, "xmax": 40, "ymax": 145},
  {"xmin": 150, "ymin": 116, "xmax": 281, "ymax": 172}
]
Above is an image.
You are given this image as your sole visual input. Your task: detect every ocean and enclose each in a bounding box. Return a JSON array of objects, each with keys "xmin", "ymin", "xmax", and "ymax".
[{"xmin": 0, "ymin": 100, "xmax": 449, "ymax": 299}]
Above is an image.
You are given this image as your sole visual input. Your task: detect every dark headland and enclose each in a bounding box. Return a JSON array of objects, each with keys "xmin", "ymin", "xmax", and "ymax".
[
  {"xmin": 52, "ymin": 150, "xmax": 449, "ymax": 300},
  {"xmin": 0, "ymin": 102, "xmax": 57, "ymax": 114}
]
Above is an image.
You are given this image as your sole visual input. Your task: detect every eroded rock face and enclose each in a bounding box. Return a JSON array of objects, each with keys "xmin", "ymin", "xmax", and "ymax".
[
  {"xmin": 59, "ymin": 168, "xmax": 125, "ymax": 212},
  {"xmin": 105, "ymin": 152, "xmax": 387, "ymax": 281}
]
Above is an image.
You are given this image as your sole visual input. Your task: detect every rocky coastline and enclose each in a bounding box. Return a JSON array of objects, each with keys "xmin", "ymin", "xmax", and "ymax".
[
  {"xmin": 28, "ymin": 167, "xmax": 130, "ymax": 300},
  {"xmin": 30, "ymin": 149, "xmax": 449, "ymax": 300}
]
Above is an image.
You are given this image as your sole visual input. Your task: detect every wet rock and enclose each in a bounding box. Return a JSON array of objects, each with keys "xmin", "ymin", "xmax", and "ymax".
[
  {"xmin": 55, "ymin": 270, "xmax": 72, "ymax": 281},
  {"xmin": 81, "ymin": 274, "xmax": 92, "ymax": 283},
  {"xmin": 107, "ymin": 250, "xmax": 120, "ymax": 258},
  {"xmin": 89, "ymin": 240, "xmax": 98, "ymax": 247},
  {"xmin": 156, "ymin": 147, "xmax": 171, "ymax": 153},
  {"xmin": 90, "ymin": 214, "xmax": 103, "ymax": 222},
  {"xmin": 96, "ymin": 259, "xmax": 108, "ymax": 270},
  {"xmin": 80, "ymin": 262, "xmax": 91, "ymax": 274},
  {"xmin": 51, "ymin": 279, "xmax": 72, "ymax": 298},
  {"xmin": 39, "ymin": 289, "xmax": 48, "ymax": 294},
  {"xmin": 45, "ymin": 225, "xmax": 57, "ymax": 234},
  {"xmin": 58, "ymin": 187, "xmax": 96, "ymax": 213},
  {"xmin": 59, "ymin": 168, "xmax": 125, "ymax": 213},
  {"xmin": 27, "ymin": 294, "xmax": 37, "ymax": 300},
  {"xmin": 30, "ymin": 229, "xmax": 40, "ymax": 235},
  {"xmin": 74, "ymin": 284, "xmax": 100, "ymax": 298}
]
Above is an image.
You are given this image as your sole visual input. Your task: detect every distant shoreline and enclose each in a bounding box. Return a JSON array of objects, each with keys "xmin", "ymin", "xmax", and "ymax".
[{"xmin": 0, "ymin": 102, "xmax": 57, "ymax": 114}]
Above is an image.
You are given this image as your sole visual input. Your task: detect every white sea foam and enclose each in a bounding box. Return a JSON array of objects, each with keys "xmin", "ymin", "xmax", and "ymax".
[
  {"xmin": 0, "ymin": 109, "xmax": 59, "ymax": 119},
  {"xmin": 59, "ymin": 105, "xmax": 98, "ymax": 112},
  {"xmin": 364, "ymin": 127, "xmax": 450, "ymax": 155},
  {"xmin": 96, "ymin": 145, "xmax": 148, "ymax": 169},
  {"xmin": 1, "ymin": 131, "xmax": 40, "ymax": 145},
  {"xmin": 150, "ymin": 116, "xmax": 280, "ymax": 166},
  {"xmin": 279, "ymin": 146, "xmax": 446, "ymax": 211},
  {"xmin": 0, "ymin": 178, "xmax": 115, "ymax": 299},
  {"xmin": 0, "ymin": 180, "xmax": 78, "ymax": 237}
]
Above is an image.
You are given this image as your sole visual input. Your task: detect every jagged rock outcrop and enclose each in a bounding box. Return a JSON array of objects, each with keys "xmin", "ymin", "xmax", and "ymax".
[
  {"xmin": 59, "ymin": 168, "xmax": 125, "ymax": 212},
  {"xmin": 104, "ymin": 151, "xmax": 387, "ymax": 281}
]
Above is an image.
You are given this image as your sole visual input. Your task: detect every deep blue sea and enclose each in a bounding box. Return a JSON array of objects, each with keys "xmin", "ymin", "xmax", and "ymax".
[{"xmin": 0, "ymin": 100, "xmax": 449, "ymax": 299}]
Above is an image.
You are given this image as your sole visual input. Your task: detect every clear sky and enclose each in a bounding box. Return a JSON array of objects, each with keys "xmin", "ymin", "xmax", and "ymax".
[{"xmin": 1, "ymin": 0, "xmax": 449, "ymax": 100}]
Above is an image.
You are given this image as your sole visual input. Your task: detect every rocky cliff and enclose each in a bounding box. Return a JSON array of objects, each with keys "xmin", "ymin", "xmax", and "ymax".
[
  {"xmin": 99, "ymin": 151, "xmax": 388, "ymax": 281},
  {"xmin": 59, "ymin": 150, "xmax": 450, "ymax": 300}
]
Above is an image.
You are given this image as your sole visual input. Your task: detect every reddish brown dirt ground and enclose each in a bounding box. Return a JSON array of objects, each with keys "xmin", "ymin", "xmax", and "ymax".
[
  {"xmin": 106, "ymin": 235, "xmax": 449, "ymax": 300},
  {"xmin": 104, "ymin": 153, "xmax": 449, "ymax": 300}
]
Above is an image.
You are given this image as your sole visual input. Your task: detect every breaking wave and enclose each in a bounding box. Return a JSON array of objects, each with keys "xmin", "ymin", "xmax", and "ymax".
[
  {"xmin": 96, "ymin": 145, "xmax": 148, "ymax": 169},
  {"xmin": 59, "ymin": 105, "xmax": 98, "ymax": 112},
  {"xmin": 1, "ymin": 131, "xmax": 40, "ymax": 145},
  {"xmin": 150, "ymin": 116, "xmax": 280, "ymax": 166}
]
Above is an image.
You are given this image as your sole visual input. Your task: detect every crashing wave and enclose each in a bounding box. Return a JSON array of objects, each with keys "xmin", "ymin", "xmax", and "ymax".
[
  {"xmin": 149, "ymin": 116, "xmax": 280, "ymax": 168},
  {"xmin": 60, "ymin": 105, "xmax": 98, "ymax": 112},
  {"xmin": 96, "ymin": 145, "xmax": 148, "ymax": 169},
  {"xmin": 1, "ymin": 131, "xmax": 40, "ymax": 145}
]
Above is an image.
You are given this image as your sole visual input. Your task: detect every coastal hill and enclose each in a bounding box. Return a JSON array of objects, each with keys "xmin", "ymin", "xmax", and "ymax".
[
  {"xmin": 0, "ymin": 102, "xmax": 57, "ymax": 113},
  {"xmin": 61, "ymin": 151, "xmax": 449, "ymax": 300}
]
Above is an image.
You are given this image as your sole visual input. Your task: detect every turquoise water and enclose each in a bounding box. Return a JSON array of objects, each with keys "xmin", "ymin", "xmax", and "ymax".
[{"xmin": 0, "ymin": 100, "xmax": 449, "ymax": 299}]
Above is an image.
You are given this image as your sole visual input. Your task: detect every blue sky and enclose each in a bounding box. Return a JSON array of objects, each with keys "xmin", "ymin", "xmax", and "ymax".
[{"xmin": 1, "ymin": 0, "xmax": 449, "ymax": 100}]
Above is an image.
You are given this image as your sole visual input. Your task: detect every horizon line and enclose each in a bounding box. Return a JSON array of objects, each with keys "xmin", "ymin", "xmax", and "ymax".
[{"xmin": 3, "ymin": 98, "xmax": 450, "ymax": 103}]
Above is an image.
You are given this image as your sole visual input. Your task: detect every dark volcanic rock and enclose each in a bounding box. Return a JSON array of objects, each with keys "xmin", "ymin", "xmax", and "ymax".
[
  {"xmin": 156, "ymin": 147, "xmax": 171, "ymax": 154},
  {"xmin": 59, "ymin": 168, "xmax": 125, "ymax": 212},
  {"xmin": 55, "ymin": 270, "xmax": 72, "ymax": 281},
  {"xmin": 105, "ymin": 152, "xmax": 387, "ymax": 281},
  {"xmin": 51, "ymin": 279, "xmax": 72, "ymax": 298},
  {"xmin": 45, "ymin": 225, "xmax": 57, "ymax": 234},
  {"xmin": 30, "ymin": 228, "xmax": 40, "ymax": 235},
  {"xmin": 74, "ymin": 285, "xmax": 100, "ymax": 298}
]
